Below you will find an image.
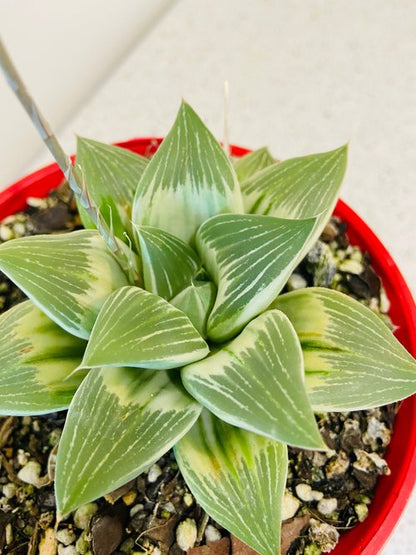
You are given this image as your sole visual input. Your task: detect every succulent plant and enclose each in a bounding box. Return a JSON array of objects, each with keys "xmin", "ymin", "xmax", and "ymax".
[{"xmin": 1, "ymin": 101, "xmax": 416, "ymax": 554}]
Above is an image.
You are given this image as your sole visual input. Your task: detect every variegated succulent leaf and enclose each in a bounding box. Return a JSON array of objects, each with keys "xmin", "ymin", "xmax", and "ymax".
[
  {"xmin": 175, "ymin": 411, "xmax": 287, "ymax": 555},
  {"xmin": 234, "ymin": 146, "xmax": 276, "ymax": 182},
  {"xmin": 55, "ymin": 366, "xmax": 201, "ymax": 515},
  {"xmin": 242, "ymin": 145, "xmax": 347, "ymax": 255},
  {"xmin": 0, "ymin": 300, "xmax": 86, "ymax": 415},
  {"xmin": 133, "ymin": 224, "xmax": 200, "ymax": 300},
  {"xmin": 273, "ymin": 287, "xmax": 416, "ymax": 410},
  {"xmin": 76, "ymin": 137, "xmax": 148, "ymax": 241},
  {"xmin": 81, "ymin": 286, "xmax": 209, "ymax": 370},
  {"xmin": 182, "ymin": 309, "xmax": 325, "ymax": 449},
  {"xmin": 0, "ymin": 230, "xmax": 129, "ymax": 339},
  {"xmin": 196, "ymin": 213, "xmax": 316, "ymax": 342},
  {"xmin": 132, "ymin": 102, "xmax": 244, "ymax": 245}
]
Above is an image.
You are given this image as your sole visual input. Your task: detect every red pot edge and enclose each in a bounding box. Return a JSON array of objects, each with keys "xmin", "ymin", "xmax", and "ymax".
[{"xmin": 1, "ymin": 137, "xmax": 415, "ymax": 555}]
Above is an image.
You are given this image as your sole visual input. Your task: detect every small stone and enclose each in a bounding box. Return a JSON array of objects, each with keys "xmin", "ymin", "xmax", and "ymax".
[
  {"xmin": 353, "ymin": 449, "xmax": 390, "ymax": 475},
  {"xmin": 13, "ymin": 222, "xmax": 26, "ymax": 236},
  {"xmin": 339, "ymin": 259, "xmax": 363, "ymax": 274},
  {"xmin": 75, "ymin": 531, "xmax": 90, "ymax": 554},
  {"xmin": 309, "ymin": 518, "xmax": 340, "ymax": 553},
  {"xmin": 0, "ymin": 225, "xmax": 13, "ymax": 241},
  {"xmin": 39, "ymin": 528, "xmax": 58, "ymax": 555},
  {"xmin": 3, "ymin": 482, "xmax": 17, "ymax": 499},
  {"xmin": 317, "ymin": 497, "xmax": 338, "ymax": 516},
  {"xmin": 163, "ymin": 501, "xmax": 176, "ymax": 514},
  {"xmin": 58, "ymin": 546, "xmax": 77, "ymax": 555},
  {"xmin": 325, "ymin": 451, "xmax": 350, "ymax": 479},
  {"xmin": 73, "ymin": 503, "xmax": 98, "ymax": 530},
  {"xmin": 183, "ymin": 492, "xmax": 194, "ymax": 507},
  {"xmin": 122, "ymin": 490, "xmax": 137, "ymax": 506},
  {"xmin": 17, "ymin": 460, "xmax": 42, "ymax": 485},
  {"xmin": 176, "ymin": 518, "xmax": 197, "ymax": 551},
  {"xmin": 363, "ymin": 416, "xmax": 391, "ymax": 449},
  {"xmin": 295, "ymin": 483, "xmax": 323, "ymax": 502},
  {"xmin": 17, "ymin": 449, "xmax": 29, "ymax": 466},
  {"xmin": 355, "ymin": 503, "xmax": 369, "ymax": 522},
  {"xmin": 91, "ymin": 514, "xmax": 123, "ymax": 555},
  {"xmin": 287, "ymin": 274, "xmax": 307, "ymax": 291},
  {"xmin": 281, "ymin": 515, "xmax": 311, "ymax": 555},
  {"xmin": 130, "ymin": 503, "xmax": 144, "ymax": 518},
  {"xmin": 56, "ymin": 527, "xmax": 76, "ymax": 546},
  {"xmin": 5, "ymin": 523, "xmax": 13, "ymax": 545},
  {"xmin": 147, "ymin": 463, "xmax": 162, "ymax": 483},
  {"xmin": 281, "ymin": 491, "xmax": 301, "ymax": 520},
  {"xmin": 304, "ymin": 544, "xmax": 321, "ymax": 555},
  {"xmin": 205, "ymin": 524, "xmax": 221, "ymax": 543},
  {"xmin": 340, "ymin": 418, "xmax": 363, "ymax": 451}
]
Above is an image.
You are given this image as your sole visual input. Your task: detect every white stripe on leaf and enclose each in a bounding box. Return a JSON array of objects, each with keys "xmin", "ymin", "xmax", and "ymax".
[
  {"xmin": 175, "ymin": 411, "xmax": 287, "ymax": 555},
  {"xmin": 132, "ymin": 102, "xmax": 244, "ymax": 245},
  {"xmin": 55, "ymin": 366, "xmax": 201, "ymax": 515},
  {"xmin": 133, "ymin": 225, "xmax": 200, "ymax": 300},
  {"xmin": 76, "ymin": 137, "xmax": 148, "ymax": 241},
  {"xmin": 0, "ymin": 301, "xmax": 86, "ymax": 415},
  {"xmin": 196, "ymin": 213, "xmax": 316, "ymax": 342},
  {"xmin": 0, "ymin": 230, "xmax": 129, "ymax": 339},
  {"xmin": 273, "ymin": 287, "xmax": 416, "ymax": 410},
  {"xmin": 181, "ymin": 310, "xmax": 325, "ymax": 449},
  {"xmin": 81, "ymin": 286, "xmax": 209, "ymax": 370}
]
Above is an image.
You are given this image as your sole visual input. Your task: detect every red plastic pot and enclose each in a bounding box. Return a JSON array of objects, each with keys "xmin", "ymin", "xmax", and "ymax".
[{"xmin": 1, "ymin": 138, "xmax": 415, "ymax": 555}]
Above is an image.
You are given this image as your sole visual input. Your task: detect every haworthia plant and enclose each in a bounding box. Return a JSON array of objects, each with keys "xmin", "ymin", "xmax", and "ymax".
[{"xmin": 0, "ymin": 100, "xmax": 415, "ymax": 555}]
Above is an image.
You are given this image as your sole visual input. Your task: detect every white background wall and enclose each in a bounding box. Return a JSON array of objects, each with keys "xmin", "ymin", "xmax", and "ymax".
[{"xmin": 1, "ymin": 2, "xmax": 416, "ymax": 553}]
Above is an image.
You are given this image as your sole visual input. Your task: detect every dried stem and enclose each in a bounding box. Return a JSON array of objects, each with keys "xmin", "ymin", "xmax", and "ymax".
[{"xmin": 0, "ymin": 38, "xmax": 138, "ymax": 281}]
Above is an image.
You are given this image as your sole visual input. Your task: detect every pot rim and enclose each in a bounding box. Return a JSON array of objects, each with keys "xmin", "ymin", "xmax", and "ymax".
[{"xmin": 1, "ymin": 137, "xmax": 415, "ymax": 555}]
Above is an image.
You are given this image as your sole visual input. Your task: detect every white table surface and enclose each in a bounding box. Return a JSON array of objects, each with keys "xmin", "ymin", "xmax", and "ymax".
[{"xmin": 1, "ymin": 1, "xmax": 416, "ymax": 553}]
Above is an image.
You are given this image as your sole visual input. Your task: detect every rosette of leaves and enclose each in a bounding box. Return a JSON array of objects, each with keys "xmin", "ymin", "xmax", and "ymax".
[{"xmin": 1, "ymin": 103, "xmax": 416, "ymax": 555}]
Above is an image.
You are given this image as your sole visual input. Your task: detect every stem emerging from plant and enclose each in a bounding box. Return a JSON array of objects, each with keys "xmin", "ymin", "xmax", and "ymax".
[{"xmin": 0, "ymin": 38, "xmax": 139, "ymax": 282}]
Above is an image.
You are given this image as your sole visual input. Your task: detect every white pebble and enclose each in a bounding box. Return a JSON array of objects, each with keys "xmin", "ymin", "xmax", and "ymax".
[
  {"xmin": 163, "ymin": 501, "xmax": 175, "ymax": 514},
  {"xmin": 317, "ymin": 497, "xmax": 338, "ymax": 516},
  {"xmin": 13, "ymin": 222, "xmax": 26, "ymax": 236},
  {"xmin": 3, "ymin": 483, "xmax": 17, "ymax": 499},
  {"xmin": 73, "ymin": 503, "xmax": 98, "ymax": 530},
  {"xmin": 17, "ymin": 449, "xmax": 28, "ymax": 466},
  {"xmin": 183, "ymin": 492, "xmax": 194, "ymax": 507},
  {"xmin": 17, "ymin": 460, "xmax": 42, "ymax": 486},
  {"xmin": 56, "ymin": 528, "xmax": 76, "ymax": 546},
  {"xmin": 147, "ymin": 463, "xmax": 162, "ymax": 483},
  {"xmin": 130, "ymin": 503, "xmax": 144, "ymax": 518},
  {"xmin": 288, "ymin": 274, "xmax": 307, "ymax": 290},
  {"xmin": 0, "ymin": 226, "xmax": 13, "ymax": 241},
  {"xmin": 58, "ymin": 545, "xmax": 77, "ymax": 555},
  {"xmin": 205, "ymin": 524, "xmax": 222, "ymax": 543},
  {"xmin": 5, "ymin": 523, "xmax": 13, "ymax": 545},
  {"xmin": 338, "ymin": 259, "xmax": 363, "ymax": 275},
  {"xmin": 281, "ymin": 491, "xmax": 301, "ymax": 520},
  {"xmin": 176, "ymin": 518, "xmax": 197, "ymax": 551},
  {"xmin": 295, "ymin": 483, "xmax": 323, "ymax": 502}
]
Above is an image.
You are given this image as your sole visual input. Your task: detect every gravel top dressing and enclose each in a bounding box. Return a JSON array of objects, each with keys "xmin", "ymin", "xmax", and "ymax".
[{"xmin": 0, "ymin": 183, "xmax": 396, "ymax": 555}]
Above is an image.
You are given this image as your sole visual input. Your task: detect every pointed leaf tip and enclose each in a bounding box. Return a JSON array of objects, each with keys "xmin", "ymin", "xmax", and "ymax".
[
  {"xmin": 182, "ymin": 309, "xmax": 324, "ymax": 449},
  {"xmin": 82, "ymin": 286, "xmax": 209, "ymax": 370},
  {"xmin": 132, "ymin": 102, "xmax": 243, "ymax": 245}
]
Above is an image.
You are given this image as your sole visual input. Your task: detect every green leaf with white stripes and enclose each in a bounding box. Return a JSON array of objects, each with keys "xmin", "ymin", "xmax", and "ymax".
[
  {"xmin": 273, "ymin": 287, "xmax": 416, "ymax": 410},
  {"xmin": 182, "ymin": 310, "xmax": 324, "ymax": 449},
  {"xmin": 76, "ymin": 137, "xmax": 148, "ymax": 241},
  {"xmin": 82, "ymin": 286, "xmax": 209, "ymax": 370},
  {"xmin": 0, "ymin": 301, "xmax": 86, "ymax": 415},
  {"xmin": 170, "ymin": 280, "xmax": 216, "ymax": 338},
  {"xmin": 196, "ymin": 214, "xmax": 316, "ymax": 342},
  {"xmin": 175, "ymin": 411, "xmax": 287, "ymax": 555},
  {"xmin": 132, "ymin": 102, "xmax": 244, "ymax": 245},
  {"xmin": 55, "ymin": 366, "xmax": 201, "ymax": 515},
  {"xmin": 234, "ymin": 147, "xmax": 275, "ymax": 183},
  {"xmin": 133, "ymin": 225, "xmax": 200, "ymax": 300},
  {"xmin": 242, "ymin": 145, "xmax": 347, "ymax": 254},
  {"xmin": 0, "ymin": 230, "xmax": 129, "ymax": 339}
]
